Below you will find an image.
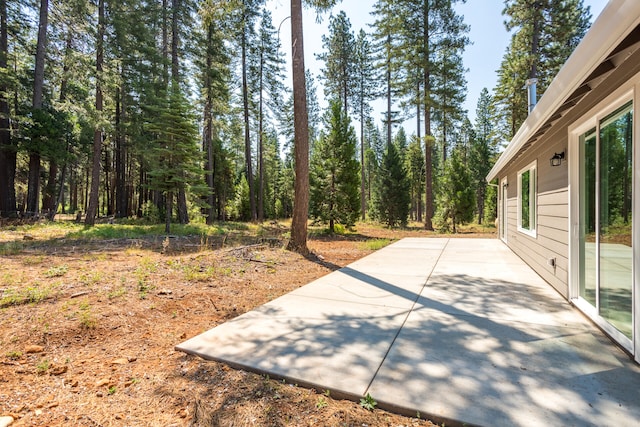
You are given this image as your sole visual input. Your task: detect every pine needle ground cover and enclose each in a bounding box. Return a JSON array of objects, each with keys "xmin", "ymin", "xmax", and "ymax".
[{"xmin": 0, "ymin": 220, "xmax": 493, "ymax": 426}]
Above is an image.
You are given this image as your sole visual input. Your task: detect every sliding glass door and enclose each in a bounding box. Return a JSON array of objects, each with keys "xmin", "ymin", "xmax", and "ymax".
[{"xmin": 577, "ymin": 101, "xmax": 634, "ymax": 347}]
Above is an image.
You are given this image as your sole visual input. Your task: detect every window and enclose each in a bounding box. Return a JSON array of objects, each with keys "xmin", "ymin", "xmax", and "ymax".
[{"xmin": 517, "ymin": 161, "xmax": 536, "ymax": 237}]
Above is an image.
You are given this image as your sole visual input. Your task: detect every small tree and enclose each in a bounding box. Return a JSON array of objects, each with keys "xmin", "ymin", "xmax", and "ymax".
[
  {"xmin": 372, "ymin": 142, "xmax": 410, "ymax": 227},
  {"xmin": 309, "ymin": 99, "xmax": 360, "ymax": 232},
  {"xmin": 435, "ymin": 147, "xmax": 475, "ymax": 233},
  {"xmin": 232, "ymin": 175, "xmax": 251, "ymax": 221},
  {"xmin": 146, "ymin": 85, "xmax": 201, "ymax": 234}
]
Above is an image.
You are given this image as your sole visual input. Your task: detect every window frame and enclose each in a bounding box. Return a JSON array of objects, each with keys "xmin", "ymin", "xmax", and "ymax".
[{"xmin": 517, "ymin": 160, "xmax": 537, "ymax": 237}]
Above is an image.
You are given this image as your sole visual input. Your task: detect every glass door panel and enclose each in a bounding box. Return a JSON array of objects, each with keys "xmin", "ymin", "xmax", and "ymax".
[
  {"xmin": 599, "ymin": 103, "xmax": 633, "ymax": 339},
  {"xmin": 579, "ymin": 128, "xmax": 597, "ymax": 307},
  {"xmin": 578, "ymin": 101, "xmax": 634, "ymax": 341}
]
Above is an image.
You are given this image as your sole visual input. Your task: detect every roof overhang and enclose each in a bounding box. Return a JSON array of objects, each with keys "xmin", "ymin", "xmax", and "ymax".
[{"xmin": 486, "ymin": 0, "xmax": 640, "ymax": 182}]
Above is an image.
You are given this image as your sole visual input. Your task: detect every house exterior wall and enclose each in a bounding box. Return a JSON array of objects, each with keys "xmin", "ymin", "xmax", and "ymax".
[
  {"xmin": 500, "ymin": 135, "xmax": 570, "ymax": 298},
  {"xmin": 497, "ymin": 46, "xmax": 640, "ymax": 301}
]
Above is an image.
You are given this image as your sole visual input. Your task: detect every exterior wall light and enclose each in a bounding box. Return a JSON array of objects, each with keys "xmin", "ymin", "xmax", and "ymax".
[{"xmin": 550, "ymin": 151, "xmax": 565, "ymax": 167}]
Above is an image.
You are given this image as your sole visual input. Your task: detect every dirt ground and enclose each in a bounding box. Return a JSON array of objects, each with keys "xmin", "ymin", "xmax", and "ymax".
[{"xmin": 0, "ymin": 221, "xmax": 495, "ymax": 427}]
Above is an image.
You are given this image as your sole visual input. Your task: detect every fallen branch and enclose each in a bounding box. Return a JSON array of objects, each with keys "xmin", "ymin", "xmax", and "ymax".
[
  {"xmin": 70, "ymin": 291, "xmax": 90, "ymax": 299},
  {"xmin": 249, "ymin": 258, "xmax": 282, "ymax": 265}
]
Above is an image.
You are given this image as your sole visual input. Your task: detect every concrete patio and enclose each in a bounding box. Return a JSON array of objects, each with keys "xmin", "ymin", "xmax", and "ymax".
[{"xmin": 176, "ymin": 238, "xmax": 640, "ymax": 427}]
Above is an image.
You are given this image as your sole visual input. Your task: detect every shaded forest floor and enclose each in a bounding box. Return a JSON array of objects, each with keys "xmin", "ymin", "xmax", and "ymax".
[{"xmin": 0, "ymin": 219, "xmax": 495, "ymax": 426}]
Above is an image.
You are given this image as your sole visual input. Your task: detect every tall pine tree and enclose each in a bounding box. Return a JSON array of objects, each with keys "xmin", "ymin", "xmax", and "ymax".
[
  {"xmin": 494, "ymin": 0, "xmax": 591, "ymax": 140},
  {"xmin": 470, "ymin": 88, "xmax": 497, "ymax": 225},
  {"xmin": 435, "ymin": 145, "xmax": 474, "ymax": 233},
  {"xmin": 372, "ymin": 140, "xmax": 410, "ymax": 228},
  {"xmin": 353, "ymin": 29, "xmax": 378, "ymax": 220}
]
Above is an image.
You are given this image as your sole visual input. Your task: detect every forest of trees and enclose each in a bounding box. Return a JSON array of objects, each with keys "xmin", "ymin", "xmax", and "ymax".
[{"xmin": 0, "ymin": 0, "xmax": 593, "ymax": 238}]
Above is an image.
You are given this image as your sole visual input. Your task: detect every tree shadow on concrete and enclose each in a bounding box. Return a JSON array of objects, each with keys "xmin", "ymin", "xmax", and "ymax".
[{"xmin": 177, "ymin": 263, "xmax": 640, "ymax": 427}]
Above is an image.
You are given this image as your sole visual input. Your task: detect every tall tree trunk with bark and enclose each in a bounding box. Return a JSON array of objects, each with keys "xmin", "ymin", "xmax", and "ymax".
[
  {"xmin": 43, "ymin": 32, "xmax": 73, "ymax": 220},
  {"xmin": 258, "ymin": 48, "xmax": 265, "ymax": 221},
  {"xmin": 530, "ymin": 1, "xmax": 540, "ymax": 83},
  {"xmin": 26, "ymin": 0, "xmax": 49, "ymax": 217},
  {"xmin": 241, "ymin": 20, "xmax": 257, "ymax": 221},
  {"xmin": 42, "ymin": 162, "xmax": 58, "ymax": 218},
  {"xmin": 423, "ymin": 2, "xmax": 433, "ymax": 231},
  {"xmin": 203, "ymin": 25, "xmax": 215, "ymax": 225},
  {"xmin": 360, "ymin": 101, "xmax": 365, "ymax": 220},
  {"xmin": 286, "ymin": 0, "xmax": 309, "ymax": 255},
  {"xmin": 115, "ymin": 80, "xmax": 128, "ymax": 218},
  {"xmin": 172, "ymin": 0, "xmax": 189, "ymax": 224},
  {"xmin": 0, "ymin": 0, "xmax": 17, "ymax": 218},
  {"xmin": 165, "ymin": 191, "xmax": 173, "ymax": 234},
  {"xmin": 104, "ymin": 141, "xmax": 112, "ymax": 215},
  {"xmin": 85, "ymin": 0, "xmax": 105, "ymax": 226}
]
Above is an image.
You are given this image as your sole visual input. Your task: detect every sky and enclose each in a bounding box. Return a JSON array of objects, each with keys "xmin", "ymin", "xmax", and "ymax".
[{"xmin": 267, "ymin": 0, "xmax": 609, "ymax": 134}]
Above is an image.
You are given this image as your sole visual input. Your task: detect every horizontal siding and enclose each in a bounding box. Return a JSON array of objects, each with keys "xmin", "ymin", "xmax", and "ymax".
[
  {"xmin": 538, "ymin": 215, "xmax": 569, "ymax": 232},
  {"xmin": 538, "ymin": 203, "xmax": 566, "ymax": 217},
  {"xmin": 537, "ymin": 190, "xmax": 567, "ymax": 205},
  {"xmin": 504, "ymin": 186, "xmax": 569, "ymax": 299},
  {"xmin": 537, "ymin": 234, "xmax": 568, "ymax": 262}
]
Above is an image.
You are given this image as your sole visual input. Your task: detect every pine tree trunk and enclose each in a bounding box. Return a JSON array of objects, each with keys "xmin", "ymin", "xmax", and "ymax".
[
  {"xmin": 477, "ymin": 185, "xmax": 485, "ymax": 225},
  {"xmin": 203, "ymin": 25, "xmax": 215, "ymax": 225},
  {"xmin": 85, "ymin": 0, "xmax": 105, "ymax": 226},
  {"xmin": 26, "ymin": 155, "xmax": 41, "ymax": 216},
  {"xmin": 42, "ymin": 161, "xmax": 58, "ymax": 218},
  {"xmin": 165, "ymin": 191, "xmax": 172, "ymax": 234},
  {"xmin": 137, "ymin": 167, "xmax": 145, "ymax": 218},
  {"xmin": 360, "ymin": 101, "xmax": 365, "ymax": 220},
  {"xmin": 26, "ymin": 0, "xmax": 49, "ymax": 217},
  {"xmin": 415, "ymin": 79, "xmax": 422, "ymax": 219},
  {"xmin": 286, "ymin": 0, "xmax": 310, "ymax": 255},
  {"xmin": 70, "ymin": 167, "xmax": 77, "ymax": 213},
  {"xmin": 104, "ymin": 146, "xmax": 112, "ymax": 216},
  {"xmin": 0, "ymin": 0, "xmax": 16, "ymax": 218},
  {"xmin": 258, "ymin": 49, "xmax": 265, "ymax": 221},
  {"xmin": 115, "ymin": 82, "xmax": 128, "ymax": 218},
  {"xmin": 171, "ymin": 0, "xmax": 189, "ymax": 225},
  {"xmin": 530, "ymin": 1, "xmax": 540, "ymax": 82},
  {"xmin": 177, "ymin": 189, "xmax": 188, "ymax": 224},
  {"xmin": 385, "ymin": 36, "xmax": 392, "ymax": 148},
  {"xmin": 202, "ymin": 24, "xmax": 215, "ymax": 225},
  {"xmin": 204, "ymin": 124, "xmax": 214, "ymax": 225},
  {"xmin": 54, "ymin": 162, "xmax": 67, "ymax": 218},
  {"xmin": 241, "ymin": 22, "xmax": 257, "ymax": 221},
  {"xmin": 423, "ymin": 3, "xmax": 433, "ymax": 231},
  {"xmin": 424, "ymin": 129, "xmax": 433, "ymax": 230}
]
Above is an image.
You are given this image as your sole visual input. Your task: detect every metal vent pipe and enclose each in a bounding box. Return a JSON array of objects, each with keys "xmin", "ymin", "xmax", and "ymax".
[{"xmin": 526, "ymin": 78, "xmax": 538, "ymax": 114}]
